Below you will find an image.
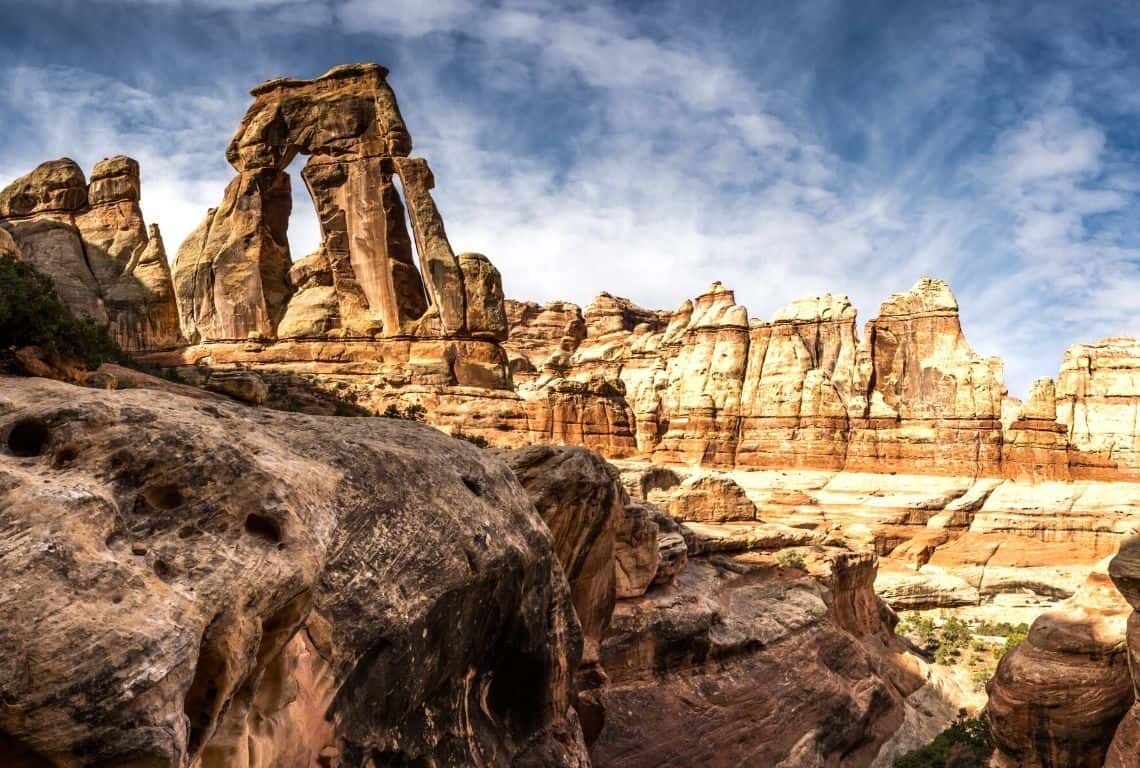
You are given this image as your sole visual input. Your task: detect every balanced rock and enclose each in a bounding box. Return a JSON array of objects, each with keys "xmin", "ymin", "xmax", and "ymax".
[{"xmin": 0, "ymin": 157, "xmax": 182, "ymax": 350}]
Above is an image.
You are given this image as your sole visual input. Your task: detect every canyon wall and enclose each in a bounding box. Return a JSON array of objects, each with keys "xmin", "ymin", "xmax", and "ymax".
[
  {"xmin": 505, "ymin": 280, "xmax": 1140, "ymax": 481},
  {"xmin": 5, "ymin": 63, "xmax": 1140, "ymax": 488}
]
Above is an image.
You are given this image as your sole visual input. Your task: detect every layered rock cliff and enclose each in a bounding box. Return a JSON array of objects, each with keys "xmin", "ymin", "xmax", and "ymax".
[{"xmin": 504, "ymin": 277, "xmax": 1128, "ymax": 479}]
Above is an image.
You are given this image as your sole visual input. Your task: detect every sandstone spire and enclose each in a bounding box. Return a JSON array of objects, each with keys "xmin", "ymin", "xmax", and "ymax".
[
  {"xmin": 173, "ymin": 63, "xmax": 501, "ymax": 343},
  {"xmin": 0, "ymin": 156, "xmax": 182, "ymax": 350}
]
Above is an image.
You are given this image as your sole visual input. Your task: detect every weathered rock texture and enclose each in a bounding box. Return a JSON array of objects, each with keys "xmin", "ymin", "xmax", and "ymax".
[
  {"xmin": 0, "ymin": 157, "xmax": 181, "ymax": 351},
  {"xmin": 493, "ymin": 446, "xmax": 960, "ymax": 767},
  {"xmin": 987, "ymin": 558, "xmax": 1133, "ymax": 768},
  {"xmin": 0, "ymin": 376, "xmax": 589, "ymax": 767},
  {"xmin": 171, "ymin": 63, "xmax": 497, "ymax": 346},
  {"xmin": 502, "ymin": 279, "xmax": 1140, "ymax": 483},
  {"xmin": 1107, "ymin": 537, "xmax": 1140, "ymax": 766},
  {"xmin": 590, "ymin": 547, "xmax": 957, "ymax": 768}
]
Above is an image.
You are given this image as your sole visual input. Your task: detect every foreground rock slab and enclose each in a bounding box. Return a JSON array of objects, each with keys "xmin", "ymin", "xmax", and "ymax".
[{"xmin": 0, "ymin": 376, "xmax": 587, "ymax": 767}]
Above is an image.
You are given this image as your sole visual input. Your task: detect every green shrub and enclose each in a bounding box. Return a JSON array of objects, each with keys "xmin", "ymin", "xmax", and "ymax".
[
  {"xmin": 994, "ymin": 625, "xmax": 1029, "ymax": 660},
  {"xmin": 381, "ymin": 403, "xmax": 427, "ymax": 422},
  {"xmin": 894, "ymin": 711, "xmax": 993, "ymax": 768},
  {"xmin": 455, "ymin": 433, "xmax": 489, "ymax": 448},
  {"xmin": 933, "ymin": 617, "xmax": 973, "ymax": 663},
  {"xmin": 778, "ymin": 551, "xmax": 807, "ymax": 571},
  {"xmin": 899, "ymin": 615, "xmax": 937, "ymax": 644},
  {"xmin": 0, "ymin": 255, "xmax": 122, "ymax": 370}
]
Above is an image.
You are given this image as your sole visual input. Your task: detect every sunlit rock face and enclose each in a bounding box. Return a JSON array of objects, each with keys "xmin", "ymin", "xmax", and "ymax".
[
  {"xmin": 0, "ymin": 157, "xmax": 182, "ymax": 351},
  {"xmin": 173, "ymin": 63, "xmax": 480, "ymax": 344},
  {"xmin": 504, "ymin": 277, "xmax": 1011, "ymax": 476}
]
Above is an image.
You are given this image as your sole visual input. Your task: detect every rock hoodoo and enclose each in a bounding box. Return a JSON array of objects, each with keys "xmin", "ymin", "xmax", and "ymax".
[
  {"xmin": 172, "ymin": 63, "xmax": 498, "ymax": 344},
  {"xmin": 0, "ymin": 156, "xmax": 181, "ymax": 351}
]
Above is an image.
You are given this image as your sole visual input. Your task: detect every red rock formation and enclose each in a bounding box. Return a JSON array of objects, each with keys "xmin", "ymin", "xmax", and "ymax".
[
  {"xmin": 589, "ymin": 549, "xmax": 939, "ymax": 768},
  {"xmin": 0, "ymin": 156, "xmax": 182, "ymax": 351},
  {"xmin": 987, "ymin": 558, "xmax": 1132, "ymax": 768},
  {"xmin": 1058, "ymin": 337, "xmax": 1140, "ymax": 479},
  {"xmin": 0, "ymin": 375, "xmax": 589, "ymax": 767},
  {"xmin": 174, "ymin": 63, "xmax": 487, "ymax": 345},
  {"xmin": 1107, "ymin": 536, "xmax": 1140, "ymax": 766}
]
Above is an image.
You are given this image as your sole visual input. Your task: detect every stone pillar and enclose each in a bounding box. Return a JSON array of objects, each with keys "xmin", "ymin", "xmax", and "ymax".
[
  {"xmin": 172, "ymin": 169, "xmax": 292, "ymax": 342},
  {"xmin": 393, "ymin": 156, "xmax": 467, "ymax": 336}
]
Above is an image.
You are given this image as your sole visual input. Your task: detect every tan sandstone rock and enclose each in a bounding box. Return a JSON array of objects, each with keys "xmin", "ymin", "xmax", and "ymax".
[
  {"xmin": 1, "ymin": 157, "xmax": 183, "ymax": 350},
  {"xmin": 664, "ymin": 474, "xmax": 758, "ymax": 523},
  {"xmin": 0, "ymin": 375, "xmax": 588, "ymax": 767},
  {"xmin": 988, "ymin": 558, "xmax": 1133, "ymax": 768}
]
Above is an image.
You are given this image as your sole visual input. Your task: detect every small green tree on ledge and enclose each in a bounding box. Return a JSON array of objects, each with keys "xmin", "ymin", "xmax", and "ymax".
[{"xmin": 0, "ymin": 255, "xmax": 122, "ymax": 371}]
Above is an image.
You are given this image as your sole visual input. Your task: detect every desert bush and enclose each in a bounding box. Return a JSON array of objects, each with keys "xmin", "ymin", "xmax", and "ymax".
[
  {"xmin": 778, "ymin": 551, "xmax": 807, "ymax": 571},
  {"xmin": 934, "ymin": 617, "xmax": 973, "ymax": 663},
  {"xmin": 455, "ymin": 433, "xmax": 489, "ymax": 448},
  {"xmin": 381, "ymin": 403, "xmax": 427, "ymax": 422},
  {"xmin": 993, "ymin": 624, "xmax": 1029, "ymax": 660},
  {"xmin": 0, "ymin": 255, "xmax": 122, "ymax": 370},
  {"xmin": 894, "ymin": 710, "xmax": 993, "ymax": 768}
]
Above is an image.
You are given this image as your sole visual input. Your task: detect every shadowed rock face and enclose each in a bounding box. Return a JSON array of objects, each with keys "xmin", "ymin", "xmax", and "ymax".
[
  {"xmin": 0, "ymin": 376, "xmax": 588, "ymax": 768},
  {"xmin": 588, "ymin": 551, "xmax": 929, "ymax": 768},
  {"xmin": 0, "ymin": 157, "xmax": 182, "ymax": 351},
  {"xmin": 1107, "ymin": 537, "xmax": 1140, "ymax": 766}
]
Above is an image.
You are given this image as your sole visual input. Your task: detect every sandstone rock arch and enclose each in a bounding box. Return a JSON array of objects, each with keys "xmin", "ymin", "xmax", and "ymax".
[{"xmin": 173, "ymin": 63, "xmax": 504, "ymax": 344}]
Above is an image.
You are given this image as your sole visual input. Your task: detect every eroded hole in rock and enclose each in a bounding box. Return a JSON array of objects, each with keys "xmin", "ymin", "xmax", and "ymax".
[
  {"xmin": 142, "ymin": 483, "xmax": 183, "ymax": 510},
  {"xmin": 244, "ymin": 513, "xmax": 282, "ymax": 544},
  {"xmin": 6, "ymin": 418, "xmax": 50, "ymax": 457},
  {"xmin": 153, "ymin": 559, "xmax": 173, "ymax": 580},
  {"xmin": 51, "ymin": 445, "xmax": 79, "ymax": 467},
  {"xmin": 462, "ymin": 475, "xmax": 483, "ymax": 496}
]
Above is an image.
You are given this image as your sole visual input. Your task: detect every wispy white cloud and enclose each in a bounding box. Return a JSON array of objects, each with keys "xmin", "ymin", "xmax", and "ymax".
[{"xmin": 2, "ymin": 0, "xmax": 1140, "ymax": 397}]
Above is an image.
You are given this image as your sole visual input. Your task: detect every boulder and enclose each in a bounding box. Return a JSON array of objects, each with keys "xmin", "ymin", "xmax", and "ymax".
[
  {"xmin": 205, "ymin": 370, "xmax": 269, "ymax": 405},
  {"xmin": 459, "ymin": 252, "xmax": 508, "ymax": 340},
  {"xmin": 0, "ymin": 158, "xmax": 87, "ymax": 217},
  {"xmin": 612, "ymin": 501, "xmax": 660, "ymax": 599},
  {"xmin": 988, "ymin": 558, "xmax": 1132, "ymax": 768},
  {"xmin": 0, "ymin": 375, "xmax": 588, "ymax": 767},
  {"xmin": 664, "ymin": 474, "xmax": 758, "ymax": 523},
  {"xmin": 496, "ymin": 445, "xmax": 621, "ymax": 666}
]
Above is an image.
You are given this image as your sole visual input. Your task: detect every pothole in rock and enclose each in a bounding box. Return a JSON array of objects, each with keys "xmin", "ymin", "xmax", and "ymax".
[{"xmin": 6, "ymin": 418, "xmax": 50, "ymax": 457}]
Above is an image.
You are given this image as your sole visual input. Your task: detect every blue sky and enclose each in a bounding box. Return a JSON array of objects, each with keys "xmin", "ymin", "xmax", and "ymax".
[{"xmin": 3, "ymin": 0, "xmax": 1140, "ymax": 396}]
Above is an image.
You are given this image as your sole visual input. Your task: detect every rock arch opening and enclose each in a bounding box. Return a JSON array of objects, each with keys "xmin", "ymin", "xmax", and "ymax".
[
  {"xmin": 171, "ymin": 63, "xmax": 508, "ymax": 345},
  {"xmin": 282, "ymin": 152, "xmax": 322, "ymax": 263}
]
